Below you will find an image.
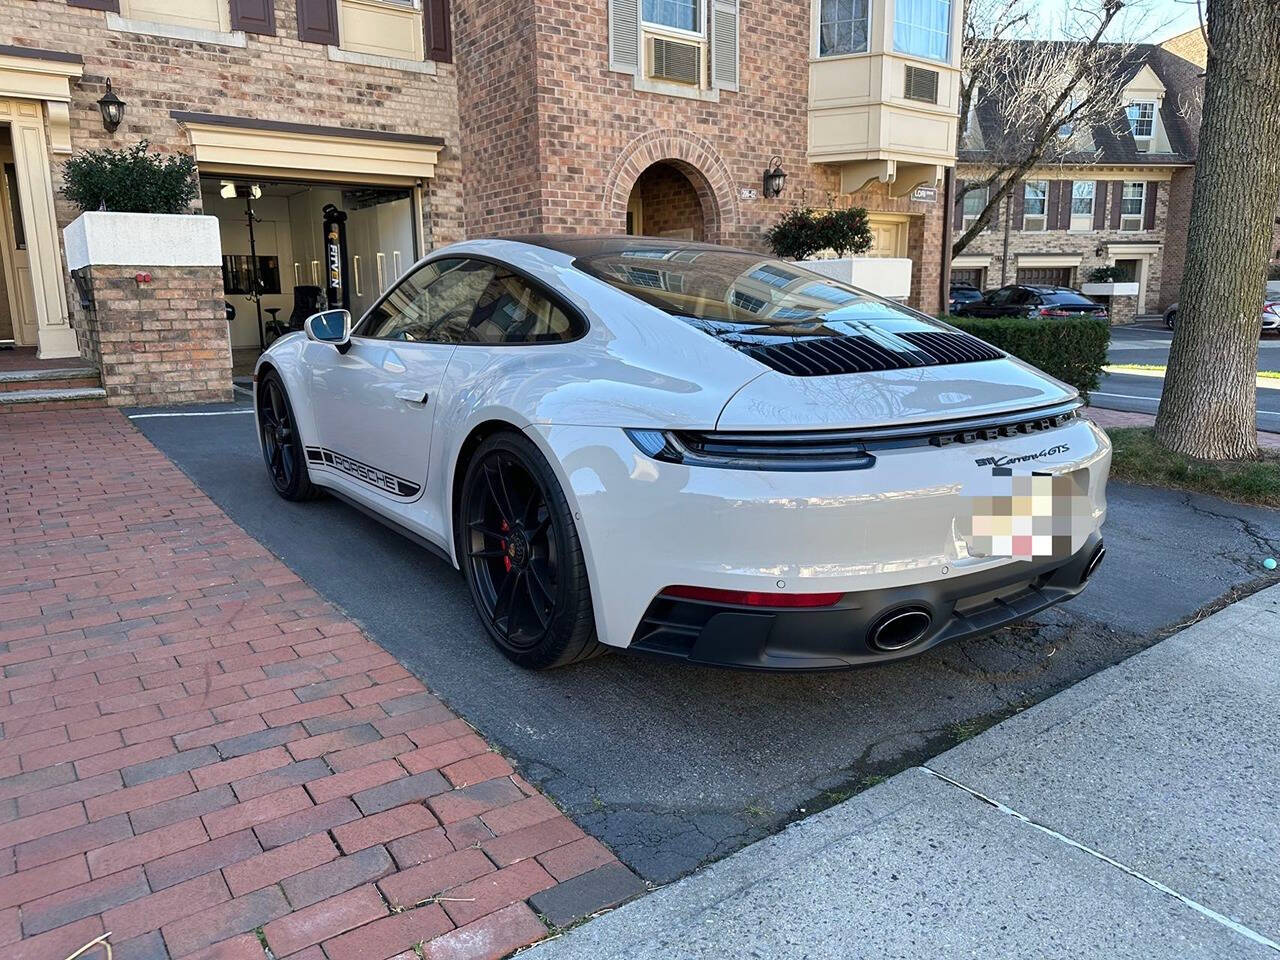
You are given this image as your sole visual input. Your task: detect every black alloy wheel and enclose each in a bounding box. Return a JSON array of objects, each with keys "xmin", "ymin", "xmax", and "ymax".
[
  {"xmin": 258, "ymin": 371, "xmax": 319, "ymax": 501},
  {"xmin": 460, "ymin": 433, "xmax": 603, "ymax": 669}
]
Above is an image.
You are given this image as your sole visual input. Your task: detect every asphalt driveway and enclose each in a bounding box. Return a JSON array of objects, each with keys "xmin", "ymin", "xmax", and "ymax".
[{"xmin": 131, "ymin": 402, "xmax": 1280, "ymax": 883}]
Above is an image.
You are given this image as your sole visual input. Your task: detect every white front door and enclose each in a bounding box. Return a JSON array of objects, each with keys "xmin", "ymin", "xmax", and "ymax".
[
  {"xmin": 866, "ymin": 217, "xmax": 906, "ymax": 259},
  {"xmin": 0, "ymin": 136, "xmax": 35, "ymax": 347}
]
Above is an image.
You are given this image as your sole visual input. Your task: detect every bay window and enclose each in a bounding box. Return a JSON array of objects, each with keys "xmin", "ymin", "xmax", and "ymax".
[
  {"xmin": 894, "ymin": 0, "xmax": 951, "ymax": 62},
  {"xmin": 819, "ymin": 0, "xmax": 870, "ymax": 57}
]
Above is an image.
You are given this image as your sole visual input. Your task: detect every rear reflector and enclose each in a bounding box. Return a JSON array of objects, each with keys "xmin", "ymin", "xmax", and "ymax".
[{"xmin": 661, "ymin": 585, "xmax": 843, "ymax": 608}]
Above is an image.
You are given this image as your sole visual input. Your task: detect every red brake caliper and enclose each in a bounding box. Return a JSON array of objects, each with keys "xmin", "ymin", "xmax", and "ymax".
[{"xmin": 501, "ymin": 520, "xmax": 511, "ymax": 572}]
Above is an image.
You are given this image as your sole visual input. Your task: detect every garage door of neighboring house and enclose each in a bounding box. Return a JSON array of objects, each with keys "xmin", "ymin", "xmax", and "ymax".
[
  {"xmin": 1017, "ymin": 266, "xmax": 1073, "ymax": 287},
  {"xmin": 951, "ymin": 268, "xmax": 984, "ymax": 288}
]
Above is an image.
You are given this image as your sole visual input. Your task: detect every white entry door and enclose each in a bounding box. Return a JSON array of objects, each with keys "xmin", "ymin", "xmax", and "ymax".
[{"xmin": 0, "ymin": 137, "xmax": 36, "ymax": 347}]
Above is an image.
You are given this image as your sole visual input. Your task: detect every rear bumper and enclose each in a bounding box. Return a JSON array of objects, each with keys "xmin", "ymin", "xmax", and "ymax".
[{"xmin": 629, "ymin": 535, "xmax": 1104, "ymax": 670}]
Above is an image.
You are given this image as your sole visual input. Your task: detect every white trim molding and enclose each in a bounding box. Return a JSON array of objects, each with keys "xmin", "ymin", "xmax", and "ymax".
[
  {"xmin": 106, "ymin": 13, "xmax": 247, "ymax": 47},
  {"xmin": 63, "ymin": 212, "xmax": 222, "ymax": 271}
]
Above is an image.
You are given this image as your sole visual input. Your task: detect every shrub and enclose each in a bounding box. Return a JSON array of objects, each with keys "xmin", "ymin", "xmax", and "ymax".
[
  {"xmin": 816, "ymin": 207, "xmax": 873, "ymax": 258},
  {"xmin": 765, "ymin": 206, "xmax": 873, "ymax": 261},
  {"xmin": 62, "ymin": 140, "xmax": 198, "ymax": 214},
  {"xmin": 1087, "ymin": 265, "xmax": 1124, "ymax": 283},
  {"xmin": 945, "ymin": 313, "xmax": 1110, "ymax": 400},
  {"xmin": 765, "ymin": 207, "xmax": 823, "ymax": 260}
]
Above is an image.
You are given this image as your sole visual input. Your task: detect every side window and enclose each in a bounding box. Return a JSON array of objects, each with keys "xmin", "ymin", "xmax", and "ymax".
[
  {"xmin": 988, "ymin": 287, "xmax": 1015, "ymax": 305},
  {"xmin": 461, "ymin": 270, "xmax": 579, "ymax": 345},
  {"xmin": 362, "ymin": 258, "xmax": 495, "ymax": 343}
]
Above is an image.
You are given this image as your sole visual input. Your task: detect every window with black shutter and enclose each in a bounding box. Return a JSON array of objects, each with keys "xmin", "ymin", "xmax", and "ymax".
[
  {"xmin": 297, "ymin": 0, "xmax": 339, "ymax": 45},
  {"xmin": 230, "ymin": 0, "xmax": 275, "ymax": 35}
]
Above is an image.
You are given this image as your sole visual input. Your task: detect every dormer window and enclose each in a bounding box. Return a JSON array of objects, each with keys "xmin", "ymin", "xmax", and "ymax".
[
  {"xmin": 820, "ymin": 0, "xmax": 870, "ymax": 56},
  {"xmin": 1126, "ymin": 101, "xmax": 1156, "ymax": 139}
]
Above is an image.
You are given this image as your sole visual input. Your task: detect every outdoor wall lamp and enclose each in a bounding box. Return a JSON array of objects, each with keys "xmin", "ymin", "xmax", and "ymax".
[
  {"xmin": 763, "ymin": 156, "xmax": 787, "ymax": 198},
  {"xmin": 1094, "ymin": 244, "xmax": 1106, "ymax": 257},
  {"xmin": 97, "ymin": 79, "xmax": 125, "ymax": 133}
]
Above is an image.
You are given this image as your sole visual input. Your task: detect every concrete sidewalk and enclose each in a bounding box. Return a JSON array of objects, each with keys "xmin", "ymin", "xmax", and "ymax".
[{"xmin": 525, "ymin": 585, "xmax": 1280, "ymax": 959}]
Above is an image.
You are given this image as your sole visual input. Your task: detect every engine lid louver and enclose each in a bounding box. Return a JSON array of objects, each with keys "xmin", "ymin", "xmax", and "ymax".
[{"xmin": 739, "ymin": 331, "xmax": 1003, "ymax": 377}]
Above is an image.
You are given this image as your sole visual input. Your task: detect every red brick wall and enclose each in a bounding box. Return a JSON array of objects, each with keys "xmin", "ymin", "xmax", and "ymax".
[
  {"xmin": 1159, "ymin": 167, "xmax": 1195, "ymax": 310},
  {"xmin": 1, "ymin": 0, "xmax": 464, "ymax": 299},
  {"xmin": 77, "ymin": 265, "xmax": 233, "ymax": 406},
  {"xmin": 453, "ymin": 0, "xmax": 945, "ymax": 313},
  {"xmin": 633, "ymin": 162, "xmax": 707, "ymax": 240}
]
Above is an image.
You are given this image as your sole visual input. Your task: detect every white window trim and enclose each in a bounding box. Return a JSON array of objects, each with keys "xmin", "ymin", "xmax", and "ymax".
[
  {"xmin": 814, "ymin": 0, "xmax": 872, "ymax": 59},
  {"xmin": 106, "ymin": 11, "xmax": 246, "ymax": 47},
  {"xmin": 1023, "ymin": 179, "xmax": 1049, "ymax": 229},
  {"xmin": 1120, "ymin": 181, "xmax": 1146, "ymax": 226},
  {"xmin": 1069, "ymin": 182, "xmax": 1095, "ymax": 231},
  {"xmin": 641, "ymin": 0, "xmax": 703, "ymax": 39},
  {"xmin": 1126, "ymin": 101, "xmax": 1156, "ymax": 140},
  {"xmin": 327, "ymin": 45, "xmax": 437, "ymax": 74},
  {"xmin": 892, "ymin": 0, "xmax": 954, "ymax": 64}
]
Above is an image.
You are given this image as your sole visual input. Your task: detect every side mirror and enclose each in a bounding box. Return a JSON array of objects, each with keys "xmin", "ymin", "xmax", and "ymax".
[{"xmin": 304, "ymin": 310, "xmax": 352, "ymax": 352}]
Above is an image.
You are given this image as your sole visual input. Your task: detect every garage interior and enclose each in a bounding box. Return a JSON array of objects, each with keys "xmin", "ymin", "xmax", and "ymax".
[{"xmin": 200, "ymin": 176, "xmax": 418, "ymax": 370}]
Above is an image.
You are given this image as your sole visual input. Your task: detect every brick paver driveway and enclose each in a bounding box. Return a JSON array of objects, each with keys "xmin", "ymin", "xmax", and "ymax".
[{"xmin": 0, "ymin": 409, "xmax": 642, "ymax": 960}]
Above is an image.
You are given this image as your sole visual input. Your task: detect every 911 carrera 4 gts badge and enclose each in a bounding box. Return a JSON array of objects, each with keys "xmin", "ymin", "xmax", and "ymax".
[
  {"xmin": 305, "ymin": 447, "xmax": 421, "ymax": 499},
  {"xmin": 974, "ymin": 444, "xmax": 1069, "ymax": 468}
]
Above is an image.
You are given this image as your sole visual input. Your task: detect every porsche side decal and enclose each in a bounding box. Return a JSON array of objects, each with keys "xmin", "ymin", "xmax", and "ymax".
[{"xmin": 305, "ymin": 447, "xmax": 421, "ymax": 498}]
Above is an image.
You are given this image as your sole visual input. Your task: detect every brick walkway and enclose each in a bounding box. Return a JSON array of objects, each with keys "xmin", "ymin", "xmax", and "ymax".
[{"xmin": 0, "ymin": 409, "xmax": 642, "ymax": 960}]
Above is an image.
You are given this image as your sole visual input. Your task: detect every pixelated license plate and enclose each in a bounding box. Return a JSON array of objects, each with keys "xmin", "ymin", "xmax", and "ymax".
[{"xmin": 963, "ymin": 467, "xmax": 1091, "ymax": 560}]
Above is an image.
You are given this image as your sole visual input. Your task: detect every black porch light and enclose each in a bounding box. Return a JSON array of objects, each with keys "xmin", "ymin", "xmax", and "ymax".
[
  {"xmin": 97, "ymin": 79, "xmax": 125, "ymax": 133},
  {"xmin": 763, "ymin": 156, "xmax": 787, "ymax": 198}
]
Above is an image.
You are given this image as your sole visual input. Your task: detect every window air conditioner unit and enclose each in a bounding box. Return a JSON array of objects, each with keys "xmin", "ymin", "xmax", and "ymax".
[
  {"xmin": 904, "ymin": 65, "xmax": 939, "ymax": 104},
  {"xmin": 1023, "ymin": 215, "xmax": 1047, "ymax": 231},
  {"xmin": 649, "ymin": 36, "xmax": 702, "ymax": 85},
  {"xmin": 1121, "ymin": 216, "xmax": 1143, "ymax": 231}
]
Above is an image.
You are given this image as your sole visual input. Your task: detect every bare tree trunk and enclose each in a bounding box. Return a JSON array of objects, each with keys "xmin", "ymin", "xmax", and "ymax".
[{"xmin": 1154, "ymin": 0, "xmax": 1280, "ymax": 460}]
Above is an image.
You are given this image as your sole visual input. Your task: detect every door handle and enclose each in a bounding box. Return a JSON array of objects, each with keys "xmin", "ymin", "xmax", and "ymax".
[{"xmin": 396, "ymin": 388, "xmax": 429, "ymax": 405}]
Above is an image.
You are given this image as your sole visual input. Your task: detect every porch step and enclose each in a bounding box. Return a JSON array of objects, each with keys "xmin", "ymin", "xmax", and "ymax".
[
  {"xmin": 0, "ymin": 386, "xmax": 108, "ymax": 412},
  {"xmin": 0, "ymin": 366, "xmax": 102, "ymax": 393}
]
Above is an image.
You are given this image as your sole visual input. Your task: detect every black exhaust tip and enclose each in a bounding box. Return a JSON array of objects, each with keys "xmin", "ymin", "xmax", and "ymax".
[
  {"xmin": 1082, "ymin": 543, "xmax": 1106, "ymax": 584},
  {"xmin": 867, "ymin": 606, "xmax": 933, "ymax": 652}
]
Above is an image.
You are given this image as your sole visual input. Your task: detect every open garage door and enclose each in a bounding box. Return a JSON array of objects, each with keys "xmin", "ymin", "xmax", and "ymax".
[{"xmin": 202, "ymin": 177, "xmax": 417, "ymax": 359}]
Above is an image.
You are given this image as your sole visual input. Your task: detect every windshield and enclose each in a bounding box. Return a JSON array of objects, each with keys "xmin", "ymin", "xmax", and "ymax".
[
  {"xmin": 1043, "ymin": 291, "xmax": 1097, "ymax": 305},
  {"xmin": 574, "ymin": 248, "xmax": 940, "ymax": 343}
]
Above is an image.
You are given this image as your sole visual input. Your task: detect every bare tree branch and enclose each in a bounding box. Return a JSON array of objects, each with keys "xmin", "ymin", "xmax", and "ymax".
[{"xmin": 953, "ymin": 0, "xmax": 1134, "ymax": 257}]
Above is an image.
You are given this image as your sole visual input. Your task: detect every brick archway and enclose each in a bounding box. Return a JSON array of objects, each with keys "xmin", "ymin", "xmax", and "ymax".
[{"xmin": 605, "ymin": 130, "xmax": 738, "ymax": 243}]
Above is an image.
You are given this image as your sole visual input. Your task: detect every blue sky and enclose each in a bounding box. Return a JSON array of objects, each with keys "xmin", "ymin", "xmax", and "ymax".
[{"xmin": 1036, "ymin": 0, "xmax": 1203, "ymax": 43}]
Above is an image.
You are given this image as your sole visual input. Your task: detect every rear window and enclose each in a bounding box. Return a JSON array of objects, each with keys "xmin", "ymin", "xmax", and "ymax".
[
  {"xmin": 1043, "ymin": 290, "xmax": 1096, "ymax": 305},
  {"xmin": 574, "ymin": 247, "xmax": 935, "ymax": 339}
]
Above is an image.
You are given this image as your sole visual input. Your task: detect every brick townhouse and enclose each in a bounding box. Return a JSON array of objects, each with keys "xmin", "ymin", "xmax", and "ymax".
[
  {"xmin": 451, "ymin": 0, "xmax": 962, "ymax": 314},
  {"xmin": 0, "ymin": 0, "xmax": 964, "ymax": 403},
  {"xmin": 952, "ymin": 42, "xmax": 1205, "ymax": 318},
  {"xmin": 0, "ymin": 0, "xmax": 460, "ymax": 374}
]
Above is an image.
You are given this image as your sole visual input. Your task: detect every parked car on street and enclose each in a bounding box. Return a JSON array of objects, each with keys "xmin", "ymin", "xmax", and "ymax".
[
  {"xmin": 949, "ymin": 280, "xmax": 984, "ymax": 314},
  {"xmin": 255, "ymin": 237, "xmax": 1110, "ymax": 671},
  {"xmin": 1164, "ymin": 295, "xmax": 1280, "ymax": 334},
  {"xmin": 955, "ymin": 284, "xmax": 1109, "ymax": 321}
]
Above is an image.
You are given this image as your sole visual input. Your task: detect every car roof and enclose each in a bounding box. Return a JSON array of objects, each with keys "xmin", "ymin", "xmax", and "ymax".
[{"xmin": 508, "ymin": 234, "xmax": 754, "ymax": 259}]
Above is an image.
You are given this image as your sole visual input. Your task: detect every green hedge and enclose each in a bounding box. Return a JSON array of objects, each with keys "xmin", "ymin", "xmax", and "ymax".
[{"xmin": 942, "ymin": 314, "xmax": 1110, "ymax": 400}]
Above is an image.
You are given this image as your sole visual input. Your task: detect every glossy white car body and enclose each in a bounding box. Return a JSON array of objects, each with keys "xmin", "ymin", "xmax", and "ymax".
[{"xmin": 256, "ymin": 236, "xmax": 1110, "ymax": 669}]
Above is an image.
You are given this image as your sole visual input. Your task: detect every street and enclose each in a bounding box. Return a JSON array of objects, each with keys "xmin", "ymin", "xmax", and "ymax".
[
  {"xmin": 132, "ymin": 403, "xmax": 1280, "ymax": 884},
  {"xmin": 1094, "ymin": 323, "xmax": 1280, "ymax": 431}
]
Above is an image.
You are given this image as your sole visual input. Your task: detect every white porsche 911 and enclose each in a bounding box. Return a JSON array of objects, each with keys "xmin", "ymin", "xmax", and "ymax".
[{"xmin": 255, "ymin": 237, "xmax": 1110, "ymax": 671}]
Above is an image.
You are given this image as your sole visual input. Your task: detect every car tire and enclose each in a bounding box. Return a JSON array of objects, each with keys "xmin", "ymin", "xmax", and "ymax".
[
  {"xmin": 459, "ymin": 431, "xmax": 605, "ymax": 670},
  {"xmin": 257, "ymin": 370, "xmax": 321, "ymax": 502},
  {"xmin": 1166, "ymin": 311, "xmax": 1176, "ymax": 330}
]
